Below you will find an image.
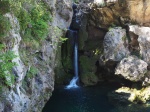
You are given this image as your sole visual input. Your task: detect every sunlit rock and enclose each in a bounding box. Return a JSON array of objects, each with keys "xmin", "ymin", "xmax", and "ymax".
[
  {"xmin": 129, "ymin": 25, "xmax": 150, "ymax": 64},
  {"xmin": 89, "ymin": 0, "xmax": 150, "ymax": 28},
  {"xmin": 128, "ymin": 0, "xmax": 150, "ymax": 26},
  {"xmin": 115, "ymin": 56, "xmax": 148, "ymax": 82},
  {"xmin": 94, "ymin": 0, "xmax": 105, "ymax": 6},
  {"xmin": 103, "ymin": 27, "xmax": 129, "ymax": 61},
  {"xmin": 114, "ymin": 87, "xmax": 150, "ymax": 103}
]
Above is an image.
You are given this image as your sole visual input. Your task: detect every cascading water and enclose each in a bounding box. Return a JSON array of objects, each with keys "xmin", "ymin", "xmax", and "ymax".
[
  {"xmin": 66, "ymin": 30, "xmax": 79, "ymax": 89},
  {"xmin": 66, "ymin": 4, "xmax": 80, "ymax": 89}
]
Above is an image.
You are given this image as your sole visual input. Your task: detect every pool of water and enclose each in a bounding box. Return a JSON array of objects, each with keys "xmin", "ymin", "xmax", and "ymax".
[{"xmin": 42, "ymin": 82, "xmax": 150, "ymax": 112}]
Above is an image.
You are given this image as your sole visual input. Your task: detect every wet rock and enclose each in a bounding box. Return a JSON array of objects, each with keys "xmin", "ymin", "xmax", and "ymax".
[{"xmin": 115, "ymin": 56, "xmax": 148, "ymax": 82}]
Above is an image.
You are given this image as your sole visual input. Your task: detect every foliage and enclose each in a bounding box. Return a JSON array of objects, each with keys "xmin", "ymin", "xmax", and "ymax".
[
  {"xmin": 17, "ymin": 2, "xmax": 51, "ymax": 40},
  {"xmin": 17, "ymin": 9, "xmax": 31, "ymax": 31},
  {"xmin": 59, "ymin": 37, "xmax": 68, "ymax": 43},
  {"xmin": 0, "ymin": 14, "xmax": 11, "ymax": 41},
  {"xmin": 0, "ymin": 1, "xmax": 10, "ymax": 14},
  {"xmin": 1, "ymin": 0, "xmax": 52, "ymax": 41},
  {"xmin": 0, "ymin": 0, "xmax": 53, "ymax": 41},
  {"xmin": 0, "ymin": 44, "xmax": 17, "ymax": 87},
  {"xmin": 27, "ymin": 66, "xmax": 38, "ymax": 79},
  {"xmin": 73, "ymin": 0, "xmax": 79, "ymax": 3}
]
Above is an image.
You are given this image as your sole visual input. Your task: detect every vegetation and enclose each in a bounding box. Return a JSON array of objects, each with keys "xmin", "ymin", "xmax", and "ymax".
[
  {"xmin": 0, "ymin": 14, "xmax": 11, "ymax": 41},
  {"xmin": 0, "ymin": 44, "xmax": 16, "ymax": 87},
  {"xmin": 0, "ymin": 0, "xmax": 52, "ymax": 41},
  {"xmin": 0, "ymin": 1, "xmax": 11, "ymax": 41},
  {"xmin": 16, "ymin": 1, "xmax": 52, "ymax": 41},
  {"xmin": 0, "ymin": 1, "xmax": 10, "ymax": 14},
  {"xmin": 27, "ymin": 66, "xmax": 38, "ymax": 79},
  {"xmin": 0, "ymin": 0, "xmax": 53, "ymax": 87},
  {"xmin": 73, "ymin": 0, "xmax": 79, "ymax": 3}
]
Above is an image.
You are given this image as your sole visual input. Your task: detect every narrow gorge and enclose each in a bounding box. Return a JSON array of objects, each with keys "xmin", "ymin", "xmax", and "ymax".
[{"xmin": 1, "ymin": 0, "xmax": 150, "ymax": 112}]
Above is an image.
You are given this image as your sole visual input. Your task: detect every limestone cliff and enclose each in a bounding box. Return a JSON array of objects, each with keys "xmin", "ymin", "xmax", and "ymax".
[{"xmin": 0, "ymin": 0, "xmax": 72, "ymax": 111}]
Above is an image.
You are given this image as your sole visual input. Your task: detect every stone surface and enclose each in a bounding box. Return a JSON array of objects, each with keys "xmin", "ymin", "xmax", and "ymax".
[
  {"xmin": 115, "ymin": 56, "xmax": 148, "ymax": 82},
  {"xmin": 89, "ymin": 0, "xmax": 150, "ymax": 28},
  {"xmin": 103, "ymin": 27, "xmax": 129, "ymax": 61},
  {"xmin": 109, "ymin": 86, "xmax": 150, "ymax": 103},
  {"xmin": 80, "ymin": 56, "xmax": 99, "ymax": 86},
  {"xmin": 0, "ymin": 0, "xmax": 73, "ymax": 112},
  {"xmin": 143, "ymin": 71, "xmax": 150, "ymax": 86},
  {"xmin": 129, "ymin": 25, "xmax": 150, "ymax": 64}
]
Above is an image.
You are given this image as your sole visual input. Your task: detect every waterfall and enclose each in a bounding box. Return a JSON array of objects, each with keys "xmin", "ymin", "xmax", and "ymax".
[
  {"xmin": 66, "ymin": 30, "xmax": 79, "ymax": 89},
  {"xmin": 65, "ymin": 3, "xmax": 81, "ymax": 89},
  {"xmin": 74, "ymin": 31, "xmax": 78, "ymax": 78}
]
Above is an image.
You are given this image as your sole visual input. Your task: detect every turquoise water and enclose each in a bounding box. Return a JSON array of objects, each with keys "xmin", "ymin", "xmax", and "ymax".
[{"xmin": 43, "ymin": 83, "xmax": 150, "ymax": 112}]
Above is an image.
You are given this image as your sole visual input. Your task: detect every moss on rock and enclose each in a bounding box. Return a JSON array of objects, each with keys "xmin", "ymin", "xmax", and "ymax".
[{"xmin": 80, "ymin": 55, "xmax": 99, "ymax": 86}]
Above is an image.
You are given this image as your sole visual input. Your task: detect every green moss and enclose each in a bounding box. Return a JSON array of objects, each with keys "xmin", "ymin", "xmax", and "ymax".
[
  {"xmin": 80, "ymin": 56, "xmax": 96, "ymax": 72},
  {"xmin": 80, "ymin": 56, "xmax": 99, "ymax": 86},
  {"xmin": 81, "ymin": 72, "xmax": 98, "ymax": 86}
]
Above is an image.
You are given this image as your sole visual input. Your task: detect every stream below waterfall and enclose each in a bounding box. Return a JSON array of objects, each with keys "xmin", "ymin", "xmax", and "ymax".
[{"xmin": 42, "ymin": 82, "xmax": 150, "ymax": 112}]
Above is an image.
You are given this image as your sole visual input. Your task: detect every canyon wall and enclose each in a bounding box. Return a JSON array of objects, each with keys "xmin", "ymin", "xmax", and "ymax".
[{"xmin": 0, "ymin": 0, "xmax": 72, "ymax": 111}]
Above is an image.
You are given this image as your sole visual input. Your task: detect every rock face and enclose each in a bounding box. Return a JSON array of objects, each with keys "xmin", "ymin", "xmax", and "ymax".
[
  {"xmin": 89, "ymin": 0, "xmax": 150, "ymax": 28},
  {"xmin": 115, "ymin": 56, "xmax": 148, "ymax": 82},
  {"xmin": 0, "ymin": 0, "xmax": 73, "ymax": 112},
  {"xmin": 129, "ymin": 25, "xmax": 150, "ymax": 64},
  {"xmin": 103, "ymin": 27, "xmax": 129, "ymax": 61}
]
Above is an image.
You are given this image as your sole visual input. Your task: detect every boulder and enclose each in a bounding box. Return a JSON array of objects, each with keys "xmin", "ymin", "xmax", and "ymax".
[
  {"xmin": 103, "ymin": 27, "xmax": 129, "ymax": 61},
  {"xmin": 115, "ymin": 56, "xmax": 148, "ymax": 82}
]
